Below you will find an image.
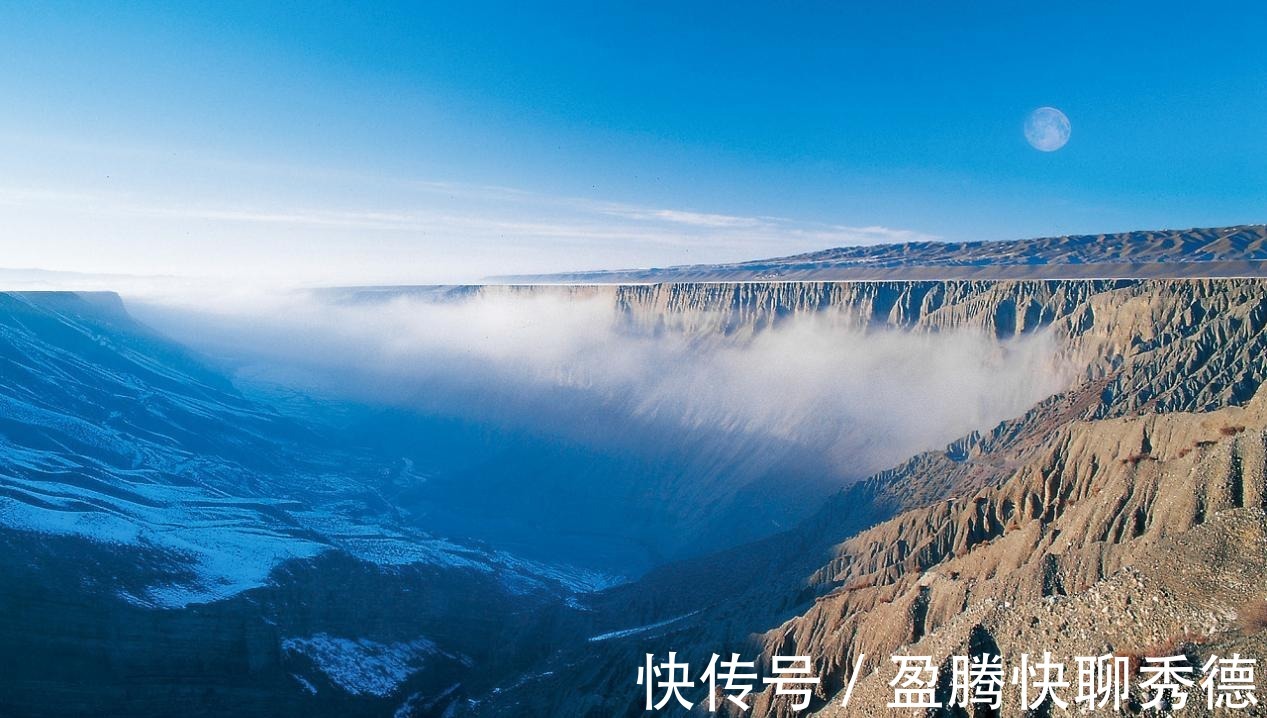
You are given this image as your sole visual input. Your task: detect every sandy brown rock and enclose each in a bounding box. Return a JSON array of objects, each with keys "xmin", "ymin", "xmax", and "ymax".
[{"xmin": 753, "ymin": 390, "xmax": 1267, "ymax": 716}]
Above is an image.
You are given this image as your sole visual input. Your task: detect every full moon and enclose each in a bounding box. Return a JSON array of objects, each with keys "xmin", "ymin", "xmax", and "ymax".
[{"xmin": 1024, "ymin": 106, "xmax": 1071, "ymax": 152}]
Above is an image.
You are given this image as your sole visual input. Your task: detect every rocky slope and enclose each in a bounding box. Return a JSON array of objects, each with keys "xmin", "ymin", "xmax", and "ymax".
[
  {"xmin": 494, "ymin": 224, "xmax": 1267, "ymax": 283},
  {"xmin": 761, "ymin": 387, "xmax": 1267, "ymax": 716},
  {"xmin": 0, "ymin": 292, "xmax": 607, "ymax": 717}
]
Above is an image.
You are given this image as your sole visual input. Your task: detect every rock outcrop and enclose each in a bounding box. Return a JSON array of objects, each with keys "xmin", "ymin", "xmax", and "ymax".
[
  {"xmin": 758, "ymin": 388, "xmax": 1267, "ymax": 716},
  {"xmin": 467, "ymin": 278, "xmax": 1267, "ymax": 717}
]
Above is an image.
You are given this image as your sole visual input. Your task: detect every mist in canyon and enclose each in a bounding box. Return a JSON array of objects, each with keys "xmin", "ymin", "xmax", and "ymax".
[{"xmin": 127, "ymin": 285, "xmax": 1073, "ymax": 571}]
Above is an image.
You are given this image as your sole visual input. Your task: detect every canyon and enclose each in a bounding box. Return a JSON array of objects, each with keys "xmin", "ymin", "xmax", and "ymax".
[{"xmin": 1, "ymin": 230, "xmax": 1265, "ymax": 716}]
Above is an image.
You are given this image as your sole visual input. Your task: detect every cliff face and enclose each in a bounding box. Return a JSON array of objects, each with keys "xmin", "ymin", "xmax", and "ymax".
[
  {"xmin": 611, "ymin": 279, "xmax": 1267, "ymax": 423},
  {"xmin": 467, "ymin": 278, "xmax": 1267, "ymax": 717},
  {"xmin": 609, "ymin": 280, "xmax": 1124, "ymax": 338},
  {"xmin": 370, "ymin": 279, "xmax": 1266, "ymax": 426}
]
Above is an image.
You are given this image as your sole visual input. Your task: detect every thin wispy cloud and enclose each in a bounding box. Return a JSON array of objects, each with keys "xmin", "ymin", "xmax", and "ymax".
[
  {"xmin": 0, "ymin": 134, "xmax": 939, "ymax": 284},
  {"xmin": 596, "ymin": 205, "xmax": 765, "ymax": 228},
  {"xmin": 0, "ymin": 182, "xmax": 935, "ymax": 247}
]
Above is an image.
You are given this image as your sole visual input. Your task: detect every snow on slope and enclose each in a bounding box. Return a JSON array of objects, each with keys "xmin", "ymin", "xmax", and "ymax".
[
  {"xmin": 282, "ymin": 633, "xmax": 456, "ymax": 697},
  {"xmin": 0, "ymin": 292, "xmax": 611, "ymax": 607}
]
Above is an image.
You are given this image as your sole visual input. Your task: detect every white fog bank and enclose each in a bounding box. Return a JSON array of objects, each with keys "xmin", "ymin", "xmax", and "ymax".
[{"xmin": 127, "ymin": 287, "xmax": 1073, "ymax": 482}]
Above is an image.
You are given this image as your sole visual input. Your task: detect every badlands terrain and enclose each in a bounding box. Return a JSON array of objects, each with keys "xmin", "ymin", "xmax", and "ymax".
[
  {"xmin": 465, "ymin": 277, "xmax": 1267, "ymax": 717},
  {"xmin": 0, "ymin": 226, "xmax": 1265, "ymax": 716}
]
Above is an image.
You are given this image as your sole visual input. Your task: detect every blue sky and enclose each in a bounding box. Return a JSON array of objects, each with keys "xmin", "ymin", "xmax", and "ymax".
[{"xmin": 1, "ymin": 1, "xmax": 1264, "ymax": 283}]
